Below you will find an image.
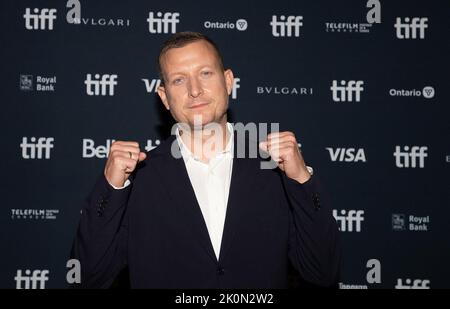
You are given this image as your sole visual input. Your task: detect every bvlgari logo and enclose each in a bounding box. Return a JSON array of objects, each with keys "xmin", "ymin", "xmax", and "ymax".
[
  {"xmin": 66, "ymin": 0, "xmax": 131, "ymax": 27},
  {"xmin": 256, "ymin": 85, "xmax": 313, "ymax": 95}
]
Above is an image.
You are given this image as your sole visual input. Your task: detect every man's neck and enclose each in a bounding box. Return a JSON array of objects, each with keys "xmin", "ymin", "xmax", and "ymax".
[{"xmin": 179, "ymin": 121, "xmax": 230, "ymax": 163}]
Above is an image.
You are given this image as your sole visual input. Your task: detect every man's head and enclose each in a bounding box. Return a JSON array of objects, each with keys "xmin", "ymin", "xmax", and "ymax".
[{"xmin": 157, "ymin": 32, "xmax": 234, "ymax": 129}]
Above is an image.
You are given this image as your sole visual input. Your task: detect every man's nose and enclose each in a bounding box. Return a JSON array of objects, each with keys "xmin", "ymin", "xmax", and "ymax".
[{"xmin": 187, "ymin": 77, "xmax": 203, "ymax": 98}]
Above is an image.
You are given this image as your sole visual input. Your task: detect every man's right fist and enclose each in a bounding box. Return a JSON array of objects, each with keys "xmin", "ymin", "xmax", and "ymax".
[{"xmin": 104, "ymin": 141, "xmax": 147, "ymax": 188}]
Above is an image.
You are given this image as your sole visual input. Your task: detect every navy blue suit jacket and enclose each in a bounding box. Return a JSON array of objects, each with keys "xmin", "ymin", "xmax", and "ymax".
[{"xmin": 71, "ymin": 135, "xmax": 341, "ymax": 288}]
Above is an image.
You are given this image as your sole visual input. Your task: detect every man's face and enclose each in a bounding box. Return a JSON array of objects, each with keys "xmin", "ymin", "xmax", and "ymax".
[{"xmin": 157, "ymin": 40, "xmax": 234, "ymax": 128}]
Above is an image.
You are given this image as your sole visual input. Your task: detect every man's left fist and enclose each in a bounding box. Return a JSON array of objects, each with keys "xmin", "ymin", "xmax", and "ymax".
[{"xmin": 259, "ymin": 131, "xmax": 311, "ymax": 184}]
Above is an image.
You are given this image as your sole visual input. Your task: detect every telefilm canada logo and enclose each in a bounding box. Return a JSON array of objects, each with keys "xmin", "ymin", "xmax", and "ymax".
[
  {"xmin": 325, "ymin": 0, "xmax": 381, "ymax": 34},
  {"xmin": 11, "ymin": 209, "xmax": 59, "ymax": 220}
]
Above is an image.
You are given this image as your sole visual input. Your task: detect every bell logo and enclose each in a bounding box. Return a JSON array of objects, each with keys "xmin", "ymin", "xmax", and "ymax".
[
  {"xmin": 333, "ymin": 209, "xmax": 364, "ymax": 232},
  {"xmin": 393, "ymin": 146, "xmax": 428, "ymax": 168},
  {"xmin": 82, "ymin": 139, "xmax": 116, "ymax": 158},
  {"xmin": 330, "ymin": 80, "xmax": 364, "ymax": 102},
  {"xmin": 270, "ymin": 15, "xmax": 303, "ymax": 37},
  {"xmin": 15, "ymin": 269, "xmax": 49, "ymax": 289},
  {"xmin": 23, "ymin": 8, "xmax": 57, "ymax": 30},
  {"xmin": 147, "ymin": 12, "xmax": 180, "ymax": 34},
  {"xmin": 326, "ymin": 148, "xmax": 367, "ymax": 162},
  {"xmin": 85, "ymin": 74, "xmax": 118, "ymax": 96},
  {"xmin": 395, "ymin": 17, "xmax": 428, "ymax": 39}
]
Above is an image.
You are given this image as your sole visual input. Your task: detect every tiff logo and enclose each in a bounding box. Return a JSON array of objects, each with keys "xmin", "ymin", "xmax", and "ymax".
[
  {"xmin": 15, "ymin": 269, "xmax": 49, "ymax": 289},
  {"xmin": 21, "ymin": 137, "xmax": 54, "ymax": 159},
  {"xmin": 393, "ymin": 146, "xmax": 428, "ymax": 168},
  {"xmin": 85, "ymin": 74, "xmax": 118, "ymax": 96},
  {"xmin": 270, "ymin": 15, "xmax": 303, "ymax": 37},
  {"xmin": 333, "ymin": 209, "xmax": 364, "ymax": 232},
  {"xmin": 395, "ymin": 17, "xmax": 428, "ymax": 39},
  {"xmin": 147, "ymin": 12, "xmax": 180, "ymax": 34},
  {"xmin": 331, "ymin": 80, "xmax": 364, "ymax": 102},
  {"xmin": 24, "ymin": 8, "xmax": 57, "ymax": 30},
  {"xmin": 232, "ymin": 77, "xmax": 240, "ymax": 99}
]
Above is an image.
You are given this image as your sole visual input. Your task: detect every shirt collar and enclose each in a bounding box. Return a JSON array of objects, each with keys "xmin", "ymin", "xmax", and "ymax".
[{"xmin": 175, "ymin": 122, "xmax": 234, "ymax": 163}]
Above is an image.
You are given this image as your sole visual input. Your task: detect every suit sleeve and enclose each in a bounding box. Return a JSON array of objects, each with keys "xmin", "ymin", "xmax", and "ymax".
[
  {"xmin": 282, "ymin": 173, "xmax": 342, "ymax": 287},
  {"xmin": 70, "ymin": 173, "xmax": 131, "ymax": 288}
]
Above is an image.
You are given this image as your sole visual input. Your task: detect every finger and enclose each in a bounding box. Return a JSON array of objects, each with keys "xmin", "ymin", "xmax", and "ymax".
[
  {"xmin": 138, "ymin": 152, "xmax": 147, "ymax": 162},
  {"xmin": 111, "ymin": 144, "xmax": 141, "ymax": 153},
  {"xmin": 111, "ymin": 150, "xmax": 140, "ymax": 162},
  {"xmin": 111, "ymin": 141, "xmax": 139, "ymax": 148},
  {"xmin": 267, "ymin": 132, "xmax": 295, "ymax": 140},
  {"xmin": 259, "ymin": 141, "xmax": 268, "ymax": 152},
  {"xmin": 266, "ymin": 140, "xmax": 297, "ymax": 151}
]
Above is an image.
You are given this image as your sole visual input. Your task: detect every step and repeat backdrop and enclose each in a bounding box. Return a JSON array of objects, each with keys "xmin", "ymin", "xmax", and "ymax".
[{"xmin": 1, "ymin": 0, "xmax": 448, "ymax": 289}]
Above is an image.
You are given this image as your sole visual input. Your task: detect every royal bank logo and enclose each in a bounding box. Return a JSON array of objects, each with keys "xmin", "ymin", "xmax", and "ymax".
[
  {"xmin": 11, "ymin": 209, "xmax": 59, "ymax": 220},
  {"xmin": 395, "ymin": 17, "xmax": 428, "ymax": 39},
  {"xmin": 392, "ymin": 214, "xmax": 406, "ymax": 231},
  {"xmin": 256, "ymin": 85, "xmax": 313, "ymax": 96},
  {"xmin": 20, "ymin": 75, "xmax": 33, "ymax": 91},
  {"xmin": 19, "ymin": 75, "xmax": 56, "ymax": 92},
  {"xmin": 325, "ymin": 0, "xmax": 380, "ymax": 34},
  {"xmin": 392, "ymin": 214, "xmax": 430, "ymax": 232},
  {"xmin": 66, "ymin": 0, "xmax": 130, "ymax": 27},
  {"xmin": 204, "ymin": 19, "xmax": 248, "ymax": 31},
  {"xmin": 270, "ymin": 15, "xmax": 303, "ymax": 37},
  {"xmin": 15, "ymin": 270, "xmax": 49, "ymax": 289},
  {"xmin": 147, "ymin": 11, "xmax": 180, "ymax": 34},
  {"xmin": 395, "ymin": 278, "xmax": 430, "ymax": 289},
  {"xmin": 389, "ymin": 86, "xmax": 435, "ymax": 99}
]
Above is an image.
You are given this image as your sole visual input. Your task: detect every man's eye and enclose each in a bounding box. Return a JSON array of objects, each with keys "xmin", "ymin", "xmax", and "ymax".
[
  {"xmin": 201, "ymin": 71, "xmax": 213, "ymax": 77},
  {"xmin": 172, "ymin": 78, "xmax": 183, "ymax": 85}
]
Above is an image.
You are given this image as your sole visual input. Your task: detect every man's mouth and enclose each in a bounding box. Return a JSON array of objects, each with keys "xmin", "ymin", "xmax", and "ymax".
[{"xmin": 188, "ymin": 102, "xmax": 210, "ymax": 109}]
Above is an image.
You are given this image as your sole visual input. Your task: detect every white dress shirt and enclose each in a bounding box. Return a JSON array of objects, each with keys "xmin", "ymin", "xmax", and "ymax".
[{"xmin": 175, "ymin": 123, "xmax": 234, "ymax": 260}]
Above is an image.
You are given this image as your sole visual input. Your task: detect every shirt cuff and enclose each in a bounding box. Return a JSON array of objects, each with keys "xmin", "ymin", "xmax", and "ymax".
[{"xmin": 109, "ymin": 179, "xmax": 131, "ymax": 190}]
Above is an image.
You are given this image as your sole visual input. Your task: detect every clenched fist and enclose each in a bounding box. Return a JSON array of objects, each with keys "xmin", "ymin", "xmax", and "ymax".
[
  {"xmin": 259, "ymin": 132, "xmax": 311, "ymax": 184},
  {"xmin": 104, "ymin": 141, "xmax": 147, "ymax": 188}
]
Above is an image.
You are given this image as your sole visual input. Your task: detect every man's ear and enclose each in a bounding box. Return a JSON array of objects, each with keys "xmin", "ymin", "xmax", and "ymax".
[
  {"xmin": 224, "ymin": 69, "xmax": 234, "ymax": 96},
  {"xmin": 157, "ymin": 86, "xmax": 170, "ymax": 110}
]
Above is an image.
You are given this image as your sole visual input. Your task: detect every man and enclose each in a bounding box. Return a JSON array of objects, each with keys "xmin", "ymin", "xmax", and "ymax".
[{"xmin": 71, "ymin": 32, "xmax": 341, "ymax": 288}]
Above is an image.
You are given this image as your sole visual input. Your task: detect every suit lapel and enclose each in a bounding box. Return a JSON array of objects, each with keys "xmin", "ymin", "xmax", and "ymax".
[
  {"xmin": 150, "ymin": 136, "xmax": 217, "ymax": 263},
  {"xmin": 219, "ymin": 135, "xmax": 259, "ymax": 263}
]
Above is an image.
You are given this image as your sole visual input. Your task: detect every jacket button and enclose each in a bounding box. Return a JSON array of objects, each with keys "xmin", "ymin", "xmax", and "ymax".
[
  {"xmin": 217, "ymin": 268, "xmax": 225, "ymax": 276},
  {"xmin": 312, "ymin": 193, "xmax": 321, "ymax": 210}
]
